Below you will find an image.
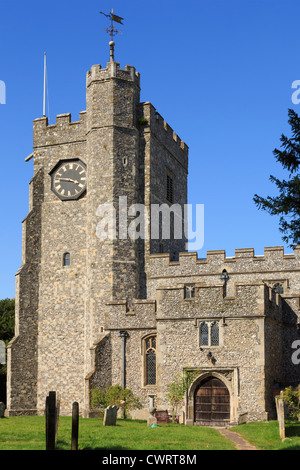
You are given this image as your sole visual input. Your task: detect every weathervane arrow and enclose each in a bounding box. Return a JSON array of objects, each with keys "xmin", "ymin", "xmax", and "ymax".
[{"xmin": 111, "ymin": 12, "xmax": 124, "ymax": 24}]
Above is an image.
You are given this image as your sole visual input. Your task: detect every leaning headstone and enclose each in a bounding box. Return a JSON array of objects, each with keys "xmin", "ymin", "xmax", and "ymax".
[
  {"xmin": 103, "ymin": 405, "xmax": 118, "ymax": 426},
  {"xmin": 0, "ymin": 402, "xmax": 5, "ymax": 418}
]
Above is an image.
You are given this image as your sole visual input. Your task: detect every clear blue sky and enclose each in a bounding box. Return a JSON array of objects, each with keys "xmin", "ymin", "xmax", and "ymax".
[{"xmin": 0, "ymin": 0, "xmax": 299, "ymax": 299}]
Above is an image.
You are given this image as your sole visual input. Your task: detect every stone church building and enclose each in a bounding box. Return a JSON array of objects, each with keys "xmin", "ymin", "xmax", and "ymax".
[{"xmin": 7, "ymin": 43, "xmax": 300, "ymax": 426}]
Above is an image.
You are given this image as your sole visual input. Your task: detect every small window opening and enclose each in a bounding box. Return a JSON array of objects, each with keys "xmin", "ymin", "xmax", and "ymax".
[
  {"xmin": 184, "ymin": 285, "xmax": 195, "ymax": 299},
  {"xmin": 63, "ymin": 252, "xmax": 70, "ymax": 266},
  {"xmin": 273, "ymin": 283, "xmax": 284, "ymax": 294}
]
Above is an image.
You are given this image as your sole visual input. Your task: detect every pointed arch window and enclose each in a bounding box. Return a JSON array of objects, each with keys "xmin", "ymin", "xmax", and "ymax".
[{"xmin": 144, "ymin": 336, "xmax": 156, "ymax": 386}]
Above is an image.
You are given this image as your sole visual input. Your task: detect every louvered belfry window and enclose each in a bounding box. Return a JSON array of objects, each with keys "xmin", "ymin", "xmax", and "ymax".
[
  {"xmin": 145, "ymin": 336, "xmax": 156, "ymax": 385},
  {"xmin": 166, "ymin": 174, "xmax": 174, "ymax": 203}
]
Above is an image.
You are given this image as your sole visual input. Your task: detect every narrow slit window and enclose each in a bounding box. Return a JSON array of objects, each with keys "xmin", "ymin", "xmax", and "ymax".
[
  {"xmin": 166, "ymin": 174, "xmax": 174, "ymax": 203},
  {"xmin": 63, "ymin": 252, "xmax": 70, "ymax": 266}
]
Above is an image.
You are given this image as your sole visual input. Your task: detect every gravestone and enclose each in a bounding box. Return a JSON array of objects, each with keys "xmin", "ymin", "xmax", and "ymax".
[
  {"xmin": 147, "ymin": 415, "xmax": 158, "ymax": 427},
  {"xmin": 0, "ymin": 402, "xmax": 5, "ymax": 418},
  {"xmin": 71, "ymin": 402, "xmax": 79, "ymax": 450},
  {"xmin": 275, "ymin": 392, "xmax": 285, "ymax": 440},
  {"xmin": 103, "ymin": 405, "xmax": 118, "ymax": 426},
  {"xmin": 45, "ymin": 391, "xmax": 60, "ymax": 450},
  {"xmin": 147, "ymin": 395, "xmax": 157, "ymax": 427}
]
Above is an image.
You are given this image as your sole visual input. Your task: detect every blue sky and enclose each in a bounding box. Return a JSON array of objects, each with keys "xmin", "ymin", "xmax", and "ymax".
[{"xmin": 0, "ymin": 0, "xmax": 299, "ymax": 299}]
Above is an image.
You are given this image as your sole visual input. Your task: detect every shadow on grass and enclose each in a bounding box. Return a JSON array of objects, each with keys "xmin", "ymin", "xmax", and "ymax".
[
  {"xmin": 81, "ymin": 446, "xmax": 130, "ymax": 450},
  {"xmin": 286, "ymin": 424, "xmax": 300, "ymax": 438}
]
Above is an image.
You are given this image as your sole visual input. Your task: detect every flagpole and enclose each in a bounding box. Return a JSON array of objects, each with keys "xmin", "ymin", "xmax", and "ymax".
[{"xmin": 43, "ymin": 52, "xmax": 46, "ymax": 117}]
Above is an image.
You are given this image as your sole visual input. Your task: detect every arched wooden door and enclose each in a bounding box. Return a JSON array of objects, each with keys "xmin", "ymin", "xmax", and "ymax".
[{"xmin": 194, "ymin": 377, "xmax": 230, "ymax": 426}]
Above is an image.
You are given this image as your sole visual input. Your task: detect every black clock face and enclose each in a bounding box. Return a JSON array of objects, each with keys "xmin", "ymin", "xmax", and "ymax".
[{"xmin": 51, "ymin": 159, "xmax": 87, "ymax": 200}]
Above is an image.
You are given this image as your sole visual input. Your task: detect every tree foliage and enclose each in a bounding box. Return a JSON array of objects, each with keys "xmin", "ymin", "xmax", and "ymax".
[
  {"xmin": 253, "ymin": 109, "xmax": 300, "ymax": 247},
  {"xmin": 167, "ymin": 369, "xmax": 200, "ymax": 422},
  {"xmin": 0, "ymin": 298, "xmax": 15, "ymax": 344},
  {"xmin": 0, "ymin": 298, "xmax": 15, "ymax": 375},
  {"xmin": 91, "ymin": 385, "xmax": 142, "ymax": 419},
  {"xmin": 281, "ymin": 386, "xmax": 300, "ymax": 420}
]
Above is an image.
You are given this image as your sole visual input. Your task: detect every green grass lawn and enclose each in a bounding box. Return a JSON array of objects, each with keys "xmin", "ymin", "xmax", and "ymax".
[
  {"xmin": 230, "ymin": 420, "xmax": 300, "ymax": 450},
  {"xmin": 1, "ymin": 416, "xmax": 300, "ymax": 451},
  {"xmin": 0, "ymin": 416, "xmax": 236, "ymax": 451}
]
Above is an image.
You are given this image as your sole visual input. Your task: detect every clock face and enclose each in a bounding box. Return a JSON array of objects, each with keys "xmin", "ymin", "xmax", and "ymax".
[{"xmin": 50, "ymin": 159, "xmax": 87, "ymax": 200}]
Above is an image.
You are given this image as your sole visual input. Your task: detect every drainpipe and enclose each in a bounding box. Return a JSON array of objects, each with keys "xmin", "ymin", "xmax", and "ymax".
[{"xmin": 118, "ymin": 330, "xmax": 130, "ymax": 388}]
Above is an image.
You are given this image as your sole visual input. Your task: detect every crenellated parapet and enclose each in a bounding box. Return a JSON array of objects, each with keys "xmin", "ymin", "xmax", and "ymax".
[
  {"xmin": 149, "ymin": 245, "xmax": 300, "ymax": 278},
  {"xmin": 33, "ymin": 111, "xmax": 87, "ymax": 148},
  {"xmin": 155, "ymin": 281, "xmax": 283, "ymax": 321},
  {"xmin": 139, "ymin": 101, "xmax": 188, "ymax": 170},
  {"xmin": 104, "ymin": 299, "xmax": 157, "ymax": 331},
  {"xmin": 86, "ymin": 62, "xmax": 140, "ymax": 88}
]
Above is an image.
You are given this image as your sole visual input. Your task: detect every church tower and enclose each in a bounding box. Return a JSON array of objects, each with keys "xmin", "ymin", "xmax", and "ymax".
[{"xmin": 7, "ymin": 37, "xmax": 189, "ymax": 415}]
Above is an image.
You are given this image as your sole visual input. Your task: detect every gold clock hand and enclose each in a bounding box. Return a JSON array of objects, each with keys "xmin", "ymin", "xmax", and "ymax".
[{"xmin": 58, "ymin": 177, "xmax": 79, "ymax": 184}]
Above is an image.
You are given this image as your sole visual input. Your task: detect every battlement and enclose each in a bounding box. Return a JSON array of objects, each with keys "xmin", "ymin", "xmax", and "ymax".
[
  {"xmin": 148, "ymin": 245, "xmax": 300, "ymax": 278},
  {"xmin": 155, "ymin": 281, "xmax": 283, "ymax": 320},
  {"xmin": 33, "ymin": 112, "xmax": 87, "ymax": 148},
  {"xmin": 104, "ymin": 299, "xmax": 156, "ymax": 330},
  {"xmin": 104, "ymin": 282, "xmax": 285, "ymax": 327},
  {"xmin": 86, "ymin": 62, "xmax": 140, "ymax": 88},
  {"xmin": 139, "ymin": 101, "xmax": 189, "ymax": 168}
]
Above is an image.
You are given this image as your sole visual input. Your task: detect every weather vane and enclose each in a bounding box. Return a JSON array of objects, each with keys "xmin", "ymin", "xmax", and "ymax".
[{"xmin": 100, "ymin": 8, "xmax": 124, "ymax": 61}]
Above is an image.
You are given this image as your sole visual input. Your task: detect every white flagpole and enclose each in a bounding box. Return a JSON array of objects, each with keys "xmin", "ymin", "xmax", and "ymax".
[{"xmin": 43, "ymin": 52, "xmax": 46, "ymax": 116}]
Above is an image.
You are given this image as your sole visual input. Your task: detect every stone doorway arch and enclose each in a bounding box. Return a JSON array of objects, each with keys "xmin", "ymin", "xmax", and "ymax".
[
  {"xmin": 185, "ymin": 370, "xmax": 236, "ymax": 426},
  {"xmin": 194, "ymin": 376, "xmax": 230, "ymax": 426}
]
